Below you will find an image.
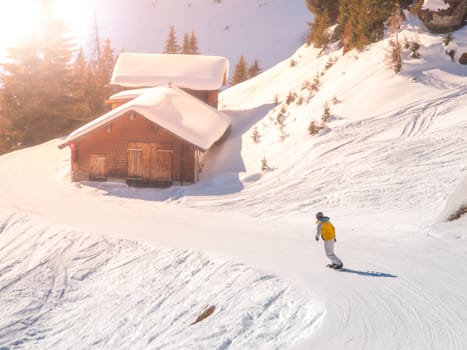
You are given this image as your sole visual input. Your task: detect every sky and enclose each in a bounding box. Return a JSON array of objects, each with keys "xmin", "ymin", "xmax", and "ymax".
[{"xmin": 0, "ymin": 0, "xmax": 311, "ymax": 74}]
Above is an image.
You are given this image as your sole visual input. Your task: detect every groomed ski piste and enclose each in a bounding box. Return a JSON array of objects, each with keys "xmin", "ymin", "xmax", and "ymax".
[{"xmin": 1, "ymin": 17, "xmax": 466, "ymax": 350}]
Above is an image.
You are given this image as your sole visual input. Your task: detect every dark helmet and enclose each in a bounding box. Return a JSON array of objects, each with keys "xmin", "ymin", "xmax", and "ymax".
[{"xmin": 315, "ymin": 211, "xmax": 324, "ymax": 219}]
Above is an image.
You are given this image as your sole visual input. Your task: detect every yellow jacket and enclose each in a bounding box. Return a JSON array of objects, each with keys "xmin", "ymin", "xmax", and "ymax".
[{"xmin": 316, "ymin": 218, "xmax": 335, "ymax": 241}]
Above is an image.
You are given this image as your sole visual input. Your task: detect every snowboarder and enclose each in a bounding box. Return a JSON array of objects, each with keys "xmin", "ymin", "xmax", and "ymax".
[{"xmin": 315, "ymin": 212, "xmax": 343, "ymax": 270}]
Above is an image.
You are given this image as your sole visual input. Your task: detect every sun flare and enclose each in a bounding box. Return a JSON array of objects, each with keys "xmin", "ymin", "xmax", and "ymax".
[
  {"xmin": 0, "ymin": 0, "xmax": 41, "ymax": 48},
  {"xmin": 0, "ymin": 0, "xmax": 91, "ymax": 50},
  {"xmin": 53, "ymin": 0, "xmax": 92, "ymax": 42}
]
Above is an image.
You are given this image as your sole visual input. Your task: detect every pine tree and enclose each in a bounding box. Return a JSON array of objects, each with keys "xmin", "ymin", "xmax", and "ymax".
[
  {"xmin": 285, "ymin": 91, "xmax": 295, "ymax": 105},
  {"xmin": 305, "ymin": 0, "xmax": 340, "ymax": 24},
  {"xmin": 164, "ymin": 26, "xmax": 179, "ymax": 54},
  {"xmin": 181, "ymin": 32, "xmax": 191, "ymax": 54},
  {"xmin": 369, "ymin": 0, "xmax": 394, "ymax": 42},
  {"xmin": 0, "ymin": 0, "xmax": 78, "ymax": 148},
  {"xmin": 408, "ymin": 39, "xmax": 421, "ymax": 58},
  {"xmin": 248, "ymin": 59, "xmax": 262, "ymax": 78},
  {"xmin": 69, "ymin": 48, "xmax": 91, "ymax": 124},
  {"xmin": 337, "ymin": 0, "xmax": 355, "ymax": 52},
  {"xmin": 338, "ymin": 0, "xmax": 394, "ymax": 52},
  {"xmin": 85, "ymin": 18, "xmax": 116, "ymax": 118},
  {"xmin": 93, "ymin": 37, "xmax": 116, "ymax": 114},
  {"xmin": 387, "ymin": 1, "xmax": 403, "ymax": 37},
  {"xmin": 399, "ymin": 0, "xmax": 414, "ymax": 8},
  {"xmin": 385, "ymin": 39, "xmax": 402, "ymax": 73},
  {"xmin": 180, "ymin": 30, "xmax": 200, "ymax": 55},
  {"xmin": 443, "ymin": 29, "xmax": 455, "ymax": 61},
  {"xmin": 321, "ymin": 102, "xmax": 331, "ymax": 123},
  {"xmin": 85, "ymin": 63, "xmax": 98, "ymax": 113},
  {"xmin": 0, "ymin": 96, "xmax": 12, "ymax": 153},
  {"xmin": 443, "ymin": 29, "xmax": 453, "ymax": 46},
  {"xmin": 306, "ymin": 0, "xmax": 340, "ymax": 46},
  {"xmin": 251, "ymin": 126, "xmax": 260, "ymax": 143},
  {"xmin": 100, "ymin": 38, "xmax": 116, "ymax": 84},
  {"xmin": 86, "ymin": 33, "xmax": 116, "ymax": 118},
  {"xmin": 230, "ymin": 55, "xmax": 249, "ymax": 86},
  {"xmin": 261, "ymin": 156, "xmax": 269, "ymax": 171},
  {"xmin": 308, "ymin": 120, "xmax": 321, "ymax": 135},
  {"xmin": 190, "ymin": 29, "xmax": 200, "ymax": 54},
  {"xmin": 310, "ymin": 8, "xmax": 331, "ymax": 47},
  {"xmin": 385, "ymin": 1, "xmax": 403, "ymax": 73}
]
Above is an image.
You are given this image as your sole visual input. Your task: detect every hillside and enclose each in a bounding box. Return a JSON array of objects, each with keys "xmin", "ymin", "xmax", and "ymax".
[
  {"xmin": 212, "ymin": 18, "xmax": 467, "ymax": 223},
  {"xmin": 0, "ymin": 14, "xmax": 466, "ymax": 350}
]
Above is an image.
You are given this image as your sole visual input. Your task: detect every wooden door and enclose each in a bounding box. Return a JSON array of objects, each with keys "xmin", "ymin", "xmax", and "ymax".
[
  {"xmin": 127, "ymin": 148, "xmax": 143, "ymax": 179},
  {"xmin": 128, "ymin": 142, "xmax": 173, "ymax": 183},
  {"xmin": 89, "ymin": 155, "xmax": 106, "ymax": 179},
  {"xmin": 151, "ymin": 149, "xmax": 173, "ymax": 181}
]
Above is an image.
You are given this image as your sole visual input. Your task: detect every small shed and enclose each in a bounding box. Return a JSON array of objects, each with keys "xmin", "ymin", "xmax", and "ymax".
[
  {"xmin": 59, "ymin": 86, "xmax": 231, "ymax": 187},
  {"xmin": 60, "ymin": 53, "xmax": 231, "ymax": 187}
]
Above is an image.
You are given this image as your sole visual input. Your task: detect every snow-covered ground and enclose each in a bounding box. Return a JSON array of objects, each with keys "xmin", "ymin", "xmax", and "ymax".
[{"xmin": 1, "ymin": 20, "xmax": 466, "ymax": 350}]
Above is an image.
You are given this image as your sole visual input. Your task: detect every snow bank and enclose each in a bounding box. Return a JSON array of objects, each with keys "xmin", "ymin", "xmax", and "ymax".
[
  {"xmin": 437, "ymin": 173, "xmax": 467, "ymax": 222},
  {"xmin": 422, "ymin": 0, "xmax": 450, "ymax": 11}
]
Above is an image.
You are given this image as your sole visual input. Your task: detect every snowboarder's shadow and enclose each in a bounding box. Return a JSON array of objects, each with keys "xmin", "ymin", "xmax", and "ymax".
[{"xmin": 340, "ymin": 268, "xmax": 398, "ymax": 278}]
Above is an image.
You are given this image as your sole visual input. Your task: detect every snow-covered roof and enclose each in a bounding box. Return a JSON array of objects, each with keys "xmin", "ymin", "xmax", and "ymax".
[
  {"xmin": 110, "ymin": 53, "xmax": 229, "ymax": 90},
  {"xmin": 61, "ymin": 86, "xmax": 231, "ymax": 152}
]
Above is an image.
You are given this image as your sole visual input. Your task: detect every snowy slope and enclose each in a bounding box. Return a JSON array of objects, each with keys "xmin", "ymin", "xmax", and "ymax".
[
  {"xmin": 1, "ymin": 17, "xmax": 467, "ymax": 350},
  {"xmin": 0, "ymin": 211, "xmax": 319, "ymax": 349}
]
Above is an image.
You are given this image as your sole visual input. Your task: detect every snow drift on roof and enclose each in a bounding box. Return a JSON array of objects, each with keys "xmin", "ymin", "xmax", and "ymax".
[
  {"xmin": 110, "ymin": 53, "xmax": 229, "ymax": 90},
  {"xmin": 63, "ymin": 86, "xmax": 231, "ymax": 152}
]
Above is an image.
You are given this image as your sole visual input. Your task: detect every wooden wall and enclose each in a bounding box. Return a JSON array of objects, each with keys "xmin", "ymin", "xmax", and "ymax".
[
  {"xmin": 71, "ymin": 112, "xmax": 196, "ymax": 186},
  {"xmin": 182, "ymin": 89, "xmax": 219, "ymax": 108}
]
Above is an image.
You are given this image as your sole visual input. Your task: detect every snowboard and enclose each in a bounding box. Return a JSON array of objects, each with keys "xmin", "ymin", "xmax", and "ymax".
[{"xmin": 326, "ymin": 264, "xmax": 344, "ymax": 271}]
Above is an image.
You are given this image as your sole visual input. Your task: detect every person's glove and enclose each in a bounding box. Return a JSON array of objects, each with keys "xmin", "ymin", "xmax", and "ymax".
[{"xmin": 315, "ymin": 236, "xmax": 319, "ymax": 241}]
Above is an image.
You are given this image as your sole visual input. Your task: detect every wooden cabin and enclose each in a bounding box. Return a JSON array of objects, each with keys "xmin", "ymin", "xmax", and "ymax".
[
  {"xmin": 108, "ymin": 53, "xmax": 229, "ymax": 109},
  {"xmin": 59, "ymin": 54, "xmax": 230, "ymax": 187}
]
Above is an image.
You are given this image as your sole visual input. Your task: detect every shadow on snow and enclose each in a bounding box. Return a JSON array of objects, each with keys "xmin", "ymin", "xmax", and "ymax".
[{"xmin": 340, "ymin": 268, "xmax": 398, "ymax": 278}]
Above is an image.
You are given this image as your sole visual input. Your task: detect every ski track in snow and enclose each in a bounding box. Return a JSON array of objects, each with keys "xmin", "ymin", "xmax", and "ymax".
[
  {"xmin": 180, "ymin": 86, "xmax": 467, "ymax": 220},
  {"xmin": 303, "ymin": 244, "xmax": 467, "ymax": 350},
  {"xmin": 0, "ymin": 212, "xmax": 321, "ymax": 350}
]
